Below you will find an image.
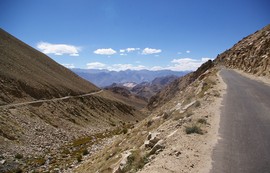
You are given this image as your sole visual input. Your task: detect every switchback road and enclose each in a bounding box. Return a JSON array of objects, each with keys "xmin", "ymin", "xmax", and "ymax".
[{"xmin": 211, "ymin": 69, "xmax": 270, "ymax": 173}]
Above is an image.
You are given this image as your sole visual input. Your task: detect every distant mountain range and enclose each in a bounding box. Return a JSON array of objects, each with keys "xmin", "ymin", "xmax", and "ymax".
[
  {"xmin": 72, "ymin": 68, "xmax": 189, "ymax": 87},
  {"xmin": 105, "ymin": 75, "xmax": 179, "ymax": 101}
]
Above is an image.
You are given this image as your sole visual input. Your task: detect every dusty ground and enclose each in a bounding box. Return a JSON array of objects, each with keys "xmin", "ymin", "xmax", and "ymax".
[{"xmin": 137, "ymin": 70, "xmax": 227, "ymax": 173}]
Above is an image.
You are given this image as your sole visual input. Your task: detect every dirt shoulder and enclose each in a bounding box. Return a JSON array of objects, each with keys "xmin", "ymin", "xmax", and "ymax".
[{"xmin": 137, "ymin": 70, "xmax": 227, "ymax": 173}]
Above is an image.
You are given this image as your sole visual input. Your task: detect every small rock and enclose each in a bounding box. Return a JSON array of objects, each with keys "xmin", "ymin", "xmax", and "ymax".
[
  {"xmin": 175, "ymin": 151, "xmax": 181, "ymax": 156},
  {"xmin": 141, "ymin": 131, "xmax": 147, "ymax": 135},
  {"xmin": 0, "ymin": 159, "xmax": 6, "ymax": 165},
  {"xmin": 162, "ymin": 112, "xmax": 170, "ymax": 119},
  {"xmin": 149, "ymin": 155, "xmax": 156, "ymax": 160},
  {"xmin": 145, "ymin": 132, "xmax": 160, "ymax": 148}
]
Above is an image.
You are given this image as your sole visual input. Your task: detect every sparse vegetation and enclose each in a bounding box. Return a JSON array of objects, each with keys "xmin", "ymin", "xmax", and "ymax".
[
  {"xmin": 146, "ymin": 120, "xmax": 153, "ymax": 127},
  {"xmin": 32, "ymin": 157, "xmax": 46, "ymax": 166},
  {"xmin": 185, "ymin": 124, "xmax": 203, "ymax": 135},
  {"xmin": 14, "ymin": 168, "xmax": 23, "ymax": 173},
  {"xmin": 77, "ymin": 155, "xmax": 83, "ymax": 162},
  {"xmin": 122, "ymin": 150, "xmax": 149, "ymax": 172},
  {"xmin": 194, "ymin": 100, "xmax": 201, "ymax": 107},
  {"xmin": 82, "ymin": 149, "xmax": 89, "ymax": 155},
  {"xmin": 122, "ymin": 127, "xmax": 128, "ymax": 134},
  {"xmin": 15, "ymin": 153, "xmax": 23, "ymax": 159},
  {"xmin": 197, "ymin": 118, "xmax": 207, "ymax": 124}
]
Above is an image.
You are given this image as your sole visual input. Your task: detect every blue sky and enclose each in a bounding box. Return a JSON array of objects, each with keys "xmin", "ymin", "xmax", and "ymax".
[{"xmin": 1, "ymin": 0, "xmax": 269, "ymax": 71}]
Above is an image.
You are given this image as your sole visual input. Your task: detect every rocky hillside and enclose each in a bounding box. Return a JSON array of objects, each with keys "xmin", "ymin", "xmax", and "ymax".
[
  {"xmin": 215, "ymin": 24, "xmax": 270, "ymax": 77},
  {"xmin": 0, "ymin": 29, "xmax": 145, "ymax": 172},
  {"xmin": 0, "ymin": 29, "xmax": 99, "ymax": 105},
  {"xmin": 148, "ymin": 60, "xmax": 214, "ymax": 110}
]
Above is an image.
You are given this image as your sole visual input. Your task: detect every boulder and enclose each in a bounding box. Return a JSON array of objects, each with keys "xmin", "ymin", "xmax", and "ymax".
[
  {"xmin": 149, "ymin": 140, "xmax": 165, "ymax": 155},
  {"xmin": 145, "ymin": 132, "xmax": 160, "ymax": 148}
]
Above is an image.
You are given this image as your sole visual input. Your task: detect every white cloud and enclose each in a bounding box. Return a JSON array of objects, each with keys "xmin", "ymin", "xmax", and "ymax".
[
  {"xmin": 186, "ymin": 50, "xmax": 191, "ymax": 53},
  {"xmin": 86, "ymin": 62, "xmax": 106, "ymax": 69},
  {"xmin": 85, "ymin": 57, "xmax": 212, "ymax": 72},
  {"xmin": 94, "ymin": 48, "xmax": 117, "ymax": 55},
  {"xmin": 169, "ymin": 57, "xmax": 211, "ymax": 71},
  {"xmin": 61, "ymin": 64, "xmax": 75, "ymax": 68},
  {"xmin": 37, "ymin": 42, "xmax": 80, "ymax": 56},
  {"xmin": 120, "ymin": 53, "xmax": 127, "ymax": 56},
  {"xmin": 150, "ymin": 66, "xmax": 165, "ymax": 71},
  {"xmin": 142, "ymin": 48, "xmax": 162, "ymax": 55},
  {"xmin": 177, "ymin": 52, "xmax": 182, "ymax": 54},
  {"xmin": 85, "ymin": 62, "xmax": 146, "ymax": 71},
  {"xmin": 126, "ymin": 48, "xmax": 140, "ymax": 52},
  {"xmin": 119, "ymin": 48, "xmax": 140, "ymax": 53},
  {"xmin": 109, "ymin": 64, "xmax": 146, "ymax": 71}
]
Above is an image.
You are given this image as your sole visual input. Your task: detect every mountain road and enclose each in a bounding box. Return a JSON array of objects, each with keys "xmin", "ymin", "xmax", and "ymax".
[
  {"xmin": 0, "ymin": 90, "xmax": 103, "ymax": 108},
  {"xmin": 211, "ymin": 69, "xmax": 270, "ymax": 173}
]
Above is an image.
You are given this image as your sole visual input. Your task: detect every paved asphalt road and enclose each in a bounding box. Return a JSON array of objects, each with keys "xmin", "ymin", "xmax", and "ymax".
[
  {"xmin": 210, "ymin": 69, "xmax": 270, "ymax": 173},
  {"xmin": 0, "ymin": 90, "xmax": 103, "ymax": 108}
]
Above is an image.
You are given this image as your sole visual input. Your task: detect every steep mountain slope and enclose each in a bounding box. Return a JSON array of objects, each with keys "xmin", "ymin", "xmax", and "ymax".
[
  {"xmin": 215, "ymin": 24, "xmax": 270, "ymax": 77},
  {"xmin": 101, "ymin": 88, "xmax": 148, "ymax": 110},
  {"xmin": 0, "ymin": 29, "xmax": 144, "ymax": 172},
  {"xmin": 148, "ymin": 60, "xmax": 214, "ymax": 110},
  {"xmin": 72, "ymin": 68, "xmax": 187, "ymax": 87},
  {"xmin": 0, "ymin": 28, "xmax": 99, "ymax": 105}
]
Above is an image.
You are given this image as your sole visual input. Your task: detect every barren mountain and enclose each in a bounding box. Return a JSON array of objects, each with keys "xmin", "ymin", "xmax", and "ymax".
[
  {"xmin": 103, "ymin": 86, "xmax": 147, "ymax": 110},
  {"xmin": 215, "ymin": 24, "xmax": 270, "ymax": 77},
  {"xmin": 0, "ymin": 29, "xmax": 100, "ymax": 106},
  {"xmin": 0, "ymin": 29, "xmax": 144, "ymax": 172}
]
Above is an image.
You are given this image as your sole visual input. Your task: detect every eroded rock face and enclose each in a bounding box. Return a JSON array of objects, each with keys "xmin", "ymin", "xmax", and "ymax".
[{"xmin": 215, "ymin": 25, "xmax": 270, "ymax": 77}]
